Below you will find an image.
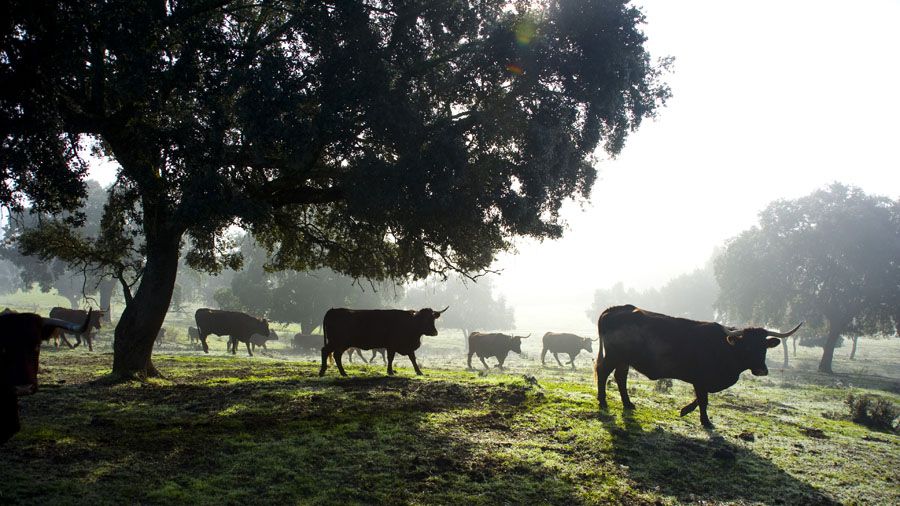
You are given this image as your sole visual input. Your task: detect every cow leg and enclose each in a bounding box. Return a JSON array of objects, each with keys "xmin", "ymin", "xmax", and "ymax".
[
  {"xmin": 378, "ymin": 349, "xmax": 386, "ymax": 364},
  {"xmin": 568, "ymin": 353, "xmax": 577, "ymax": 370},
  {"xmin": 695, "ymin": 387, "xmax": 712, "ymax": 428},
  {"xmin": 596, "ymin": 358, "xmax": 616, "ymax": 409},
  {"xmin": 467, "ymin": 352, "xmax": 475, "ymax": 370},
  {"xmin": 369, "ymin": 350, "xmax": 377, "ymax": 364},
  {"xmin": 318, "ymin": 347, "xmax": 331, "ymax": 376},
  {"xmin": 356, "ymin": 349, "xmax": 367, "ymax": 363},
  {"xmin": 553, "ymin": 352, "xmax": 564, "ymax": 368},
  {"xmin": 408, "ymin": 352, "xmax": 424, "ymax": 376},
  {"xmin": 201, "ymin": 334, "xmax": 209, "ymax": 354},
  {"xmin": 496, "ymin": 356, "xmax": 506, "ymax": 369},
  {"xmin": 479, "ymin": 355, "xmax": 490, "ymax": 370},
  {"xmin": 333, "ymin": 347, "xmax": 348, "ymax": 377},
  {"xmin": 614, "ymin": 366, "xmax": 635, "ymax": 409},
  {"xmin": 245, "ymin": 341, "xmax": 253, "ymax": 357},
  {"xmin": 387, "ymin": 350, "xmax": 396, "ymax": 375},
  {"xmin": 72, "ymin": 333, "xmax": 82, "ymax": 349},
  {"xmin": 541, "ymin": 347, "xmax": 548, "ymax": 366},
  {"xmin": 86, "ymin": 332, "xmax": 93, "ymax": 352},
  {"xmin": 680, "ymin": 399, "xmax": 699, "ymax": 417}
]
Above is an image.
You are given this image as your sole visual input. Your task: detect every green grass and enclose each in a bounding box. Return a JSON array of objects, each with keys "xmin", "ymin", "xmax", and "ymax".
[{"xmin": 2, "ymin": 346, "xmax": 898, "ymax": 505}]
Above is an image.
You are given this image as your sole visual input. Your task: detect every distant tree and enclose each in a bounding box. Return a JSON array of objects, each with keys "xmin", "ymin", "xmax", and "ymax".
[
  {"xmin": 587, "ymin": 257, "xmax": 718, "ymax": 324},
  {"xmin": 225, "ymin": 238, "xmax": 400, "ymax": 334},
  {"xmin": 2, "ymin": 1, "xmax": 670, "ymax": 379},
  {"xmin": 0, "ymin": 257, "xmax": 19, "ymax": 296},
  {"xmin": 404, "ymin": 275, "xmax": 514, "ymax": 351},
  {"xmin": 715, "ymin": 184, "xmax": 900, "ymax": 374}
]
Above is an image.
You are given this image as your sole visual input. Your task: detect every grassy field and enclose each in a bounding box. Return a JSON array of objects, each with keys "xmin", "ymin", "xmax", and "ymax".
[{"xmin": 1, "ymin": 335, "xmax": 898, "ymax": 505}]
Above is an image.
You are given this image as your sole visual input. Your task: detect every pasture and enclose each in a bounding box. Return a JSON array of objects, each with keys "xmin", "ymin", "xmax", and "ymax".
[{"xmin": 1, "ymin": 325, "xmax": 898, "ymax": 505}]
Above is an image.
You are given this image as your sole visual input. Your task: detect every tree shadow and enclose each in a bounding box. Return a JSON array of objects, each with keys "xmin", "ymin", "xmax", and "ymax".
[{"xmin": 599, "ymin": 411, "xmax": 840, "ymax": 505}]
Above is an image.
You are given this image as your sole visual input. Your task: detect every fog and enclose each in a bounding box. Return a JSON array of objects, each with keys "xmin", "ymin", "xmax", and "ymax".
[
  {"xmin": 489, "ymin": 0, "xmax": 900, "ymax": 333},
  {"xmin": 78, "ymin": 1, "xmax": 900, "ymax": 336}
]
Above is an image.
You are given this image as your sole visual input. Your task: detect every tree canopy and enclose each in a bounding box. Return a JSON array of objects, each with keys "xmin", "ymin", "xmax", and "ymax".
[
  {"xmin": 1, "ymin": 0, "xmax": 670, "ymax": 378},
  {"xmin": 715, "ymin": 183, "xmax": 900, "ymax": 373}
]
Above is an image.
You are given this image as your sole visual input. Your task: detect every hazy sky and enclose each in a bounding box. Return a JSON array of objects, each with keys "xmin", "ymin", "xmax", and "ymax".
[
  {"xmin": 82, "ymin": 1, "xmax": 900, "ymax": 334},
  {"xmin": 490, "ymin": 0, "xmax": 900, "ymax": 334}
]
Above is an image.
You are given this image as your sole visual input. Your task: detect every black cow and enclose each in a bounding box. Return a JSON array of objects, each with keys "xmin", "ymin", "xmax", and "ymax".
[
  {"xmin": 240, "ymin": 330, "xmax": 279, "ymax": 353},
  {"xmin": 467, "ymin": 332, "xmax": 531, "ymax": 370},
  {"xmin": 292, "ymin": 333, "xmax": 324, "ymax": 353},
  {"xmin": 541, "ymin": 332, "xmax": 595, "ymax": 369},
  {"xmin": 319, "ymin": 306, "xmax": 448, "ymax": 377},
  {"xmin": 48, "ymin": 307, "xmax": 104, "ymax": 351},
  {"xmin": 595, "ymin": 304, "xmax": 802, "ymax": 427},
  {"xmin": 2, "ymin": 309, "xmax": 92, "ymax": 443},
  {"xmin": 195, "ymin": 308, "xmax": 270, "ymax": 357}
]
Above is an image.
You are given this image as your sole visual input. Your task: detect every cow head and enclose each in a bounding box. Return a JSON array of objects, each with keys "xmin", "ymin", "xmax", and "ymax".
[
  {"xmin": 582, "ymin": 337, "xmax": 594, "ymax": 353},
  {"xmin": 722, "ymin": 322, "xmax": 802, "ymax": 375},
  {"xmin": 414, "ymin": 306, "xmax": 448, "ymax": 336},
  {"xmin": 509, "ymin": 333, "xmax": 531, "ymax": 354}
]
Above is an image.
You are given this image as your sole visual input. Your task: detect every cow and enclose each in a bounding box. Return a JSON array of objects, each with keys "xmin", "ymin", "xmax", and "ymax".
[
  {"xmin": 194, "ymin": 308, "xmax": 270, "ymax": 357},
  {"xmin": 319, "ymin": 306, "xmax": 448, "ymax": 377},
  {"xmin": 187, "ymin": 326, "xmax": 201, "ymax": 347},
  {"xmin": 2, "ymin": 309, "xmax": 92, "ymax": 443},
  {"xmin": 292, "ymin": 333, "xmax": 324, "ymax": 353},
  {"xmin": 467, "ymin": 332, "xmax": 531, "ymax": 370},
  {"xmin": 541, "ymin": 332, "xmax": 595, "ymax": 369},
  {"xmin": 345, "ymin": 347, "xmax": 387, "ymax": 364},
  {"xmin": 241, "ymin": 330, "xmax": 279, "ymax": 353},
  {"xmin": 48, "ymin": 307, "xmax": 104, "ymax": 351},
  {"xmin": 595, "ymin": 304, "xmax": 802, "ymax": 428},
  {"xmin": 155, "ymin": 327, "xmax": 167, "ymax": 348}
]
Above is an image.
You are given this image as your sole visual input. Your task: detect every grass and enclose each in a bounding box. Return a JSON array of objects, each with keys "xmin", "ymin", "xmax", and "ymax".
[{"xmin": 2, "ymin": 344, "xmax": 898, "ymax": 505}]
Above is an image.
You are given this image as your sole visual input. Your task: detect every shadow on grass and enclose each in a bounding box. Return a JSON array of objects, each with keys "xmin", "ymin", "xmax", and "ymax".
[
  {"xmin": 599, "ymin": 410, "xmax": 840, "ymax": 505},
  {"xmin": 3, "ymin": 371, "xmax": 580, "ymax": 505}
]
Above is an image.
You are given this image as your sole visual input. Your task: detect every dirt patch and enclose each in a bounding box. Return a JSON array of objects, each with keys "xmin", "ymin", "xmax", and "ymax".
[{"xmin": 801, "ymin": 427, "xmax": 828, "ymax": 439}]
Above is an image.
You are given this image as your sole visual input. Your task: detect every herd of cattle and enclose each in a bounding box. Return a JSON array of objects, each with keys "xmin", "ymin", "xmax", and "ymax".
[{"xmin": 2, "ymin": 303, "xmax": 802, "ymax": 442}]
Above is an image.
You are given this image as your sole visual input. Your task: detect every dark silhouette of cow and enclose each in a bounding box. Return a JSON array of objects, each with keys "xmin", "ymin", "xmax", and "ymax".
[
  {"xmin": 187, "ymin": 326, "xmax": 200, "ymax": 347},
  {"xmin": 2, "ymin": 309, "xmax": 92, "ymax": 443},
  {"xmin": 292, "ymin": 333, "xmax": 324, "ymax": 353},
  {"xmin": 48, "ymin": 307, "xmax": 104, "ymax": 351},
  {"xmin": 467, "ymin": 332, "xmax": 530, "ymax": 370},
  {"xmin": 595, "ymin": 304, "xmax": 802, "ymax": 427},
  {"xmin": 194, "ymin": 308, "xmax": 270, "ymax": 356},
  {"xmin": 319, "ymin": 307, "xmax": 448, "ymax": 377},
  {"xmin": 541, "ymin": 332, "xmax": 595, "ymax": 369},
  {"xmin": 238, "ymin": 330, "xmax": 279, "ymax": 353}
]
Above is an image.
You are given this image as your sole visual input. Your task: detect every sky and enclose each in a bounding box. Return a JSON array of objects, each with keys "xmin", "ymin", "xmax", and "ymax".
[
  {"xmin": 81, "ymin": 1, "xmax": 900, "ymax": 335},
  {"xmin": 489, "ymin": 0, "xmax": 900, "ymax": 334}
]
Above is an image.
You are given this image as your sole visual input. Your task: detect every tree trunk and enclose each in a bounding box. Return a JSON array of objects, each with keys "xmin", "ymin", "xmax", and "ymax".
[
  {"xmin": 65, "ymin": 294, "xmax": 80, "ymax": 309},
  {"xmin": 111, "ymin": 231, "xmax": 181, "ymax": 379},
  {"xmin": 818, "ymin": 322, "xmax": 845, "ymax": 374},
  {"xmin": 781, "ymin": 338, "xmax": 789, "ymax": 368},
  {"xmin": 99, "ymin": 279, "xmax": 116, "ymax": 323},
  {"xmin": 462, "ymin": 328, "xmax": 469, "ymax": 353},
  {"xmin": 849, "ymin": 336, "xmax": 858, "ymax": 360}
]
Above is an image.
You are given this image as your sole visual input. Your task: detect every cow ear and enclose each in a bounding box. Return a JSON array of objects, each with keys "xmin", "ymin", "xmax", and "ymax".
[{"xmin": 766, "ymin": 338, "xmax": 781, "ymax": 348}]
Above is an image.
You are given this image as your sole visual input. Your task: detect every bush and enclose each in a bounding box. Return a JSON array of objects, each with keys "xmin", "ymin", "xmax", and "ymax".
[
  {"xmin": 845, "ymin": 393, "xmax": 899, "ymax": 432},
  {"xmin": 655, "ymin": 378, "xmax": 673, "ymax": 393}
]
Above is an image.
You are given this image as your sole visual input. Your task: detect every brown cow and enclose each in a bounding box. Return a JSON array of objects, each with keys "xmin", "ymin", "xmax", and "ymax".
[
  {"xmin": 48, "ymin": 307, "xmax": 104, "ymax": 351},
  {"xmin": 1, "ymin": 309, "xmax": 92, "ymax": 443}
]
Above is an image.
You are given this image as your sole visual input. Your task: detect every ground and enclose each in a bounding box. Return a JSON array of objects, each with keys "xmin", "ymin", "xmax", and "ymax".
[{"xmin": 1, "ymin": 295, "xmax": 897, "ymax": 504}]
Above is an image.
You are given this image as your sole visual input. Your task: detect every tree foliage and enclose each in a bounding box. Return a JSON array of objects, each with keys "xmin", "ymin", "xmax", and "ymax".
[
  {"xmin": 1, "ymin": 0, "xmax": 670, "ymax": 377},
  {"xmin": 715, "ymin": 183, "xmax": 900, "ymax": 373},
  {"xmin": 587, "ymin": 258, "xmax": 718, "ymax": 323}
]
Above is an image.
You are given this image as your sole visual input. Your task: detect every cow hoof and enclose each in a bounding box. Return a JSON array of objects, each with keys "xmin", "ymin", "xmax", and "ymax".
[
  {"xmin": 623, "ymin": 402, "xmax": 636, "ymax": 410},
  {"xmin": 702, "ymin": 420, "xmax": 715, "ymax": 429}
]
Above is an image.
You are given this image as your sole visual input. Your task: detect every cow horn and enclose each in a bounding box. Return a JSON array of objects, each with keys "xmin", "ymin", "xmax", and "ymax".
[
  {"xmin": 766, "ymin": 322, "xmax": 803, "ymax": 338},
  {"xmin": 435, "ymin": 306, "xmax": 449, "ymax": 315},
  {"xmin": 721, "ymin": 325, "xmax": 742, "ymax": 338},
  {"xmin": 521, "ymin": 333, "xmax": 531, "ymax": 339}
]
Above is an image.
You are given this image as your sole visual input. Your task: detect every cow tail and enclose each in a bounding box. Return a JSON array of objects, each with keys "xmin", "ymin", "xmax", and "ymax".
[{"xmin": 594, "ymin": 316, "xmax": 605, "ymax": 386}]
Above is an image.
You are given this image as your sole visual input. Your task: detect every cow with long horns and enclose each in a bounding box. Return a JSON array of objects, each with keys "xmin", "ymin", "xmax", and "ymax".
[
  {"xmin": 595, "ymin": 304, "xmax": 802, "ymax": 427},
  {"xmin": 319, "ymin": 306, "xmax": 448, "ymax": 377}
]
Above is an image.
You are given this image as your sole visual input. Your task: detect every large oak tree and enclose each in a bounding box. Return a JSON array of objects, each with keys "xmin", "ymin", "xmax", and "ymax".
[
  {"xmin": 1, "ymin": 0, "xmax": 670, "ymax": 378},
  {"xmin": 715, "ymin": 184, "xmax": 900, "ymax": 374}
]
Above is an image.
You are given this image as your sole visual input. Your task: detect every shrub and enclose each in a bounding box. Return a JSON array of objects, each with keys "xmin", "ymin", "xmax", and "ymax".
[
  {"xmin": 845, "ymin": 393, "xmax": 899, "ymax": 432},
  {"xmin": 655, "ymin": 378, "xmax": 673, "ymax": 393}
]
